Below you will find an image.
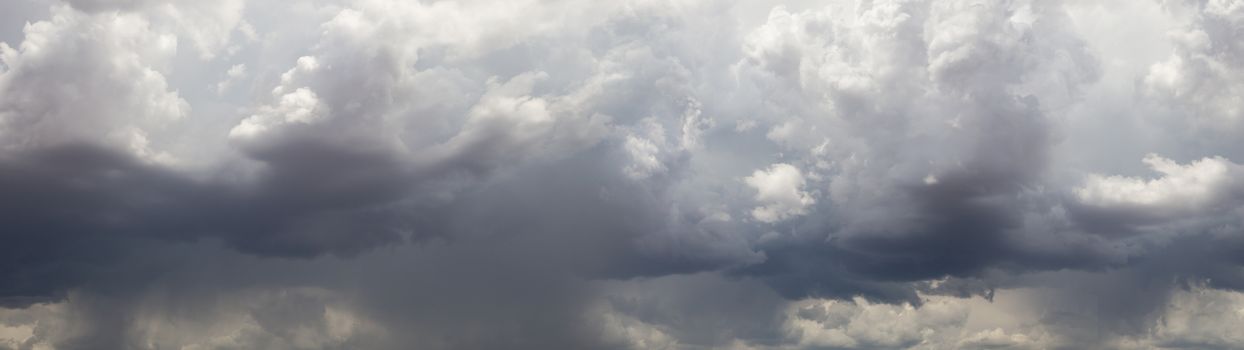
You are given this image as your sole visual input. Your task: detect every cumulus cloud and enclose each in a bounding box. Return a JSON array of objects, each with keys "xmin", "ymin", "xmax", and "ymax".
[
  {"xmin": 2, "ymin": 0, "xmax": 1244, "ymax": 349},
  {"xmin": 0, "ymin": 5, "xmax": 186, "ymax": 157},
  {"xmin": 745, "ymin": 163, "xmax": 815, "ymax": 223},
  {"xmin": 1142, "ymin": 0, "xmax": 1244, "ymax": 128},
  {"xmin": 1077, "ymin": 154, "xmax": 1244, "ymax": 216}
]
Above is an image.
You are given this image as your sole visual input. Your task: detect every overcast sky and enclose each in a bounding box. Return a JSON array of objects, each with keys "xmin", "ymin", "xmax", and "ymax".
[{"xmin": 2, "ymin": 0, "xmax": 1244, "ymax": 349}]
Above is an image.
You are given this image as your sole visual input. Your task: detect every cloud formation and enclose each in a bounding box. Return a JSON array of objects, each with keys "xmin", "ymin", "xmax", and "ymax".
[
  {"xmin": 2, "ymin": 0, "xmax": 1244, "ymax": 349},
  {"xmin": 746, "ymin": 163, "xmax": 815, "ymax": 223}
]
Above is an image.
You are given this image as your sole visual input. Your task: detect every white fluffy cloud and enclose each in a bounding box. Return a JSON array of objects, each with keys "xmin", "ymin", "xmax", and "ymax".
[
  {"xmin": 1077, "ymin": 154, "xmax": 1244, "ymax": 212},
  {"xmin": 0, "ymin": 5, "xmax": 186, "ymax": 161},
  {"xmin": 738, "ymin": 0, "xmax": 1099, "ymax": 241},
  {"xmin": 745, "ymin": 163, "xmax": 815, "ymax": 223},
  {"xmin": 1142, "ymin": 0, "xmax": 1244, "ymax": 129},
  {"xmin": 1073, "ymin": 154, "xmax": 1244, "ymax": 238}
]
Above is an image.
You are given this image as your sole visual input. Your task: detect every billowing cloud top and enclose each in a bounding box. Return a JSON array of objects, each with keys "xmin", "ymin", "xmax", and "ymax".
[{"xmin": 2, "ymin": 0, "xmax": 1244, "ymax": 349}]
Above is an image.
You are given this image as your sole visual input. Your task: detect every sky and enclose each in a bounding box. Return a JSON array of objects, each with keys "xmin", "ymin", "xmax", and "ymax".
[{"xmin": 1, "ymin": 0, "xmax": 1244, "ymax": 349}]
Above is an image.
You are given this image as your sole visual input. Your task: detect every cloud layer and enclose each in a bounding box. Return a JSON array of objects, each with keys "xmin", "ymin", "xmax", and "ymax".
[{"xmin": 2, "ymin": 0, "xmax": 1244, "ymax": 349}]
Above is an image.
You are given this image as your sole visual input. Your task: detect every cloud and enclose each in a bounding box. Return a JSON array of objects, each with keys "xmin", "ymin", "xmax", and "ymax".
[
  {"xmin": 1142, "ymin": 0, "xmax": 1244, "ymax": 129},
  {"xmin": 59, "ymin": 0, "xmax": 247, "ymax": 60},
  {"xmin": 786, "ymin": 297, "xmax": 973, "ymax": 349},
  {"xmin": 2, "ymin": 0, "xmax": 1244, "ymax": 349},
  {"xmin": 726, "ymin": 0, "xmax": 1114, "ymax": 305},
  {"xmin": 1075, "ymin": 154, "xmax": 1244, "ymax": 224},
  {"xmin": 0, "ymin": 5, "xmax": 186, "ymax": 157},
  {"xmin": 745, "ymin": 163, "xmax": 815, "ymax": 223},
  {"xmin": 215, "ymin": 63, "xmax": 247, "ymax": 95},
  {"xmin": 1145, "ymin": 286, "xmax": 1244, "ymax": 349}
]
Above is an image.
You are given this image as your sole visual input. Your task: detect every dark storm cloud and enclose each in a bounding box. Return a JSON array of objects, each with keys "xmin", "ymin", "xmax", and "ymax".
[
  {"xmin": 0, "ymin": 141, "xmax": 760, "ymax": 348},
  {"xmin": 0, "ymin": 4, "xmax": 756, "ymax": 348},
  {"xmin": 0, "ymin": 139, "xmax": 744, "ymax": 299},
  {"xmin": 726, "ymin": 0, "xmax": 1114, "ymax": 306},
  {"xmin": 737, "ymin": 163, "xmax": 1113, "ymax": 305},
  {"xmin": 3, "ymin": 0, "xmax": 1244, "ymax": 349},
  {"xmin": 0, "ymin": 143, "xmax": 399, "ymax": 302},
  {"xmin": 0, "ymin": 145, "xmax": 210, "ymax": 305}
]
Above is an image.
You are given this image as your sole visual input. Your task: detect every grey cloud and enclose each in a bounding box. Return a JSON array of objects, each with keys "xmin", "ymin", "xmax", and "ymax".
[
  {"xmin": 59, "ymin": 0, "xmax": 153, "ymax": 12},
  {"xmin": 600, "ymin": 273, "xmax": 791, "ymax": 348},
  {"xmin": 0, "ymin": 143, "xmax": 405, "ymax": 303},
  {"xmin": 1142, "ymin": 0, "xmax": 1244, "ymax": 130},
  {"xmin": 3, "ymin": 0, "xmax": 1244, "ymax": 349},
  {"xmin": 726, "ymin": 0, "xmax": 1110, "ymax": 304}
]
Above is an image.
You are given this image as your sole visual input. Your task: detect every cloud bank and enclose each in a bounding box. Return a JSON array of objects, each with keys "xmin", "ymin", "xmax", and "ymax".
[{"xmin": 2, "ymin": 0, "xmax": 1244, "ymax": 349}]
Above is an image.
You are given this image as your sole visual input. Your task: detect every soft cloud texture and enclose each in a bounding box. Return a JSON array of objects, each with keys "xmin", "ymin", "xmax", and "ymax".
[
  {"xmin": 746, "ymin": 163, "xmax": 815, "ymax": 223},
  {"xmin": 2, "ymin": 0, "xmax": 1244, "ymax": 349}
]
